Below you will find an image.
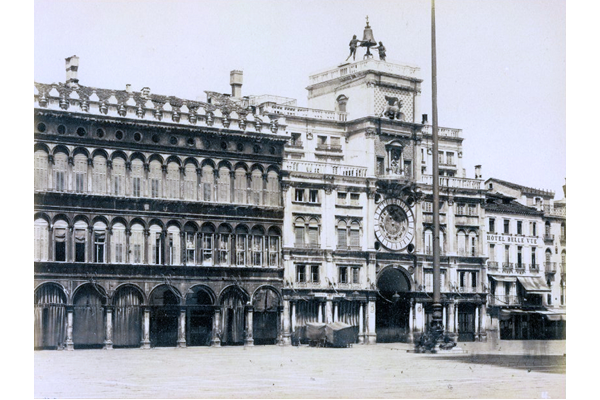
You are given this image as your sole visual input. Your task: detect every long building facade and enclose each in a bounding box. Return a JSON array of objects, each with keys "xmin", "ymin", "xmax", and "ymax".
[{"xmin": 34, "ymin": 51, "xmax": 564, "ymax": 350}]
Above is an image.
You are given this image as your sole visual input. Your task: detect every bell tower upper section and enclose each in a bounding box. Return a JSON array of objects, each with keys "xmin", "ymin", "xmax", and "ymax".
[{"xmin": 306, "ymin": 59, "xmax": 423, "ymax": 123}]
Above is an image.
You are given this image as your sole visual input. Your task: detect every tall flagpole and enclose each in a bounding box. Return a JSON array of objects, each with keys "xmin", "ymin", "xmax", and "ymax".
[{"xmin": 431, "ymin": 0, "xmax": 443, "ymax": 334}]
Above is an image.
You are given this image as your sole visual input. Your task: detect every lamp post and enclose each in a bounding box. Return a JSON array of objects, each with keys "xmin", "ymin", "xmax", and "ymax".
[{"xmin": 430, "ymin": 0, "xmax": 443, "ymax": 337}]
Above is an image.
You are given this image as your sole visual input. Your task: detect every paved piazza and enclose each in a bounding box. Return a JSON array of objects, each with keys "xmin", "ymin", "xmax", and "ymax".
[{"xmin": 34, "ymin": 343, "xmax": 566, "ymax": 399}]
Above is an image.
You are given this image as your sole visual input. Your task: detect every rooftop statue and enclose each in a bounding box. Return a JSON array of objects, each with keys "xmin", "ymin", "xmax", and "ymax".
[
  {"xmin": 345, "ymin": 34, "xmax": 361, "ymax": 62},
  {"xmin": 375, "ymin": 41, "xmax": 386, "ymax": 61}
]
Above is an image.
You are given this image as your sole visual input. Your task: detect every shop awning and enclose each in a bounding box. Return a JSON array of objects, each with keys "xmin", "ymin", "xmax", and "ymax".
[
  {"xmin": 536, "ymin": 310, "xmax": 567, "ymax": 321},
  {"xmin": 517, "ymin": 276, "xmax": 551, "ymax": 293},
  {"xmin": 489, "ymin": 276, "xmax": 517, "ymax": 283}
]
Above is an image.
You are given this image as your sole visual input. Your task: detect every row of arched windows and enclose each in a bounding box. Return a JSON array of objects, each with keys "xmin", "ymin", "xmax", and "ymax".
[
  {"xmin": 34, "ymin": 147, "xmax": 281, "ymax": 206},
  {"xmin": 34, "ymin": 217, "xmax": 282, "ymax": 268},
  {"xmin": 422, "ymin": 229, "xmax": 478, "ymax": 256}
]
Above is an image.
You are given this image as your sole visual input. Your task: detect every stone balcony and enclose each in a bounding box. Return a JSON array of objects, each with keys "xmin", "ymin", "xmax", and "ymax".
[
  {"xmin": 489, "ymin": 295, "xmax": 521, "ymax": 306},
  {"xmin": 502, "ymin": 262, "xmax": 514, "ymax": 273},
  {"xmin": 421, "ymin": 125, "xmax": 463, "ymax": 139},
  {"xmin": 419, "ymin": 175, "xmax": 481, "ymax": 190},
  {"xmin": 261, "ymin": 103, "xmax": 347, "ymax": 122},
  {"xmin": 308, "ymin": 58, "xmax": 421, "ymax": 86},
  {"xmin": 544, "ymin": 262, "xmax": 557, "ymax": 273},
  {"xmin": 283, "ymin": 160, "xmax": 368, "ymax": 178},
  {"xmin": 543, "ymin": 233, "xmax": 555, "ymax": 244}
]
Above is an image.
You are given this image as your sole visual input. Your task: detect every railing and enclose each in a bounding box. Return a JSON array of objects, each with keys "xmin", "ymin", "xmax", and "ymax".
[
  {"xmin": 543, "ymin": 205, "xmax": 566, "ymax": 217},
  {"xmin": 455, "ymin": 215, "xmax": 479, "ymax": 226},
  {"xmin": 543, "ymin": 234, "xmax": 554, "ymax": 243},
  {"xmin": 421, "ymin": 125, "xmax": 463, "ymax": 139},
  {"xmin": 283, "ymin": 160, "xmax": 368, "ymax": 177},
  {"xmin": 457, "ymin": 286, "xmax": 478, "ymax": 294},
  {"xmin": 487, "ymin": 261, "xmax": 499, "ymax": 271},
  {"xmin": 544, "ymin": 262, "xmax": 557, "ymax": 273},
  {"xmin": 308, "ymin": 59, "xmax": 420, "ymax": 86},
  {"xmin": 515, "ymin": 264, "xmax": 526, "ymax": 274},
  {"xmin": 489, "ymin": 295, "xmax": 521, "ymax": 306},
  {"xmin": 422, "ymin": 214, "xmax": 447, "ymax": 224},
  {"xmin": 530, "ymin": 264, "xmax": 540, "ymax": 272},
  {"xmin": 337, "ymin": 283, "xmax": 362, "ymax": 290},
  {"xmin": 419, "ymin": 174, "xmax": 481, "ymax": 190},
  {"xmin": 295, "ymin": 281, "xmax": 322, "ymax": 289},
  {"xmin": 502, "ymin": 262, "xmax": 513, "ymax": 273},
  {"xmin": 316, "ymin": 144, "xmax": 342, "ymax": 152},
  {"xmin": 261, "ymin": 103, "xmax": 347, "ymax": 122},
  {"xmin": 287, "ymin": 140, "xmax": 303, "ymax": 148}
]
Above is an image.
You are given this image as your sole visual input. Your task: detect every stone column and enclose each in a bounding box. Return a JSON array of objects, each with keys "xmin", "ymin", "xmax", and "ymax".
[
  {"xmin": 367, "ymin": 299, "xmax": 377, "ymax": 344},
  {"xmin": 480, "ymin": 303, "xmax": 487, "ymax": 341},
  {"xmin": 414, "ymin": 302, "xmax": 424, "ymax": 338},
  {"xmin": 144, "ymin": 229, "xmax": 150, "ymax": 265},
  {"xmin": 474, "ymin": 304, "xmax": 480, "ymax": 341},
  {"xmin": 140, "ymin": 307, "xmax": 151, "ymax": 349},
  {"xmin": 290, "ymin": 301, "xmax": 296, "ymax": 332},
  {"xmin": 281, "ymin": 298, "xmax": 291, "ymax": 345},
  {"xmin": 333, "ymin": 301, "xmax": 339, "ymax": 323},
  {"xmin": 177, "ymin": 308, "xmax": 186, "ymax": 348},
  {"xmin": 211, "ymin": 307, "xmax": 221, "ymax": 347},
  {"xmin": 317, "ymin": 300, "xmax": 323, "ymax": 323},
  {"xmin": 358, "ymin": 302, "xmax": 365, "ymax": 344},
  {"xmin": 443, "ymin": 304, "xmax": 447, "ymax": 330},
  {"xmin": 447, "ymin": 301, "xmax": 456, "ymax": 340},
  {"xmin": 325, "ymin": 299, "xmax": 333, "ymax": 324},
  {"xmin": 103, "ymin": 306, "xmax": 113, "ymax": 350},
  {"xmin": 66, "ymin": 306, "xmax": 74, "ymax": 351},
  {"xmin": 245, "ymin": 306, "xmax": 254, "ymax": 346},
  {"xmin": 407, "ymin": 299, "xmax": 414, "ymax": 344}
]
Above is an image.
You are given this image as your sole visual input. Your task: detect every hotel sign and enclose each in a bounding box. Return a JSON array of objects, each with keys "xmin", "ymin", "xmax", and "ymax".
[{"xmin": 487, "ymin": 234, "xmax": 540, "ymax": 245}]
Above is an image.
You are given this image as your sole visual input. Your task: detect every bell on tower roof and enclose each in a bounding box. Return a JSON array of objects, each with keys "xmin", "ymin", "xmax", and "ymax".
[{"xmin": 360, "ymin": 16, "xmax": 377, "ymax": 59}]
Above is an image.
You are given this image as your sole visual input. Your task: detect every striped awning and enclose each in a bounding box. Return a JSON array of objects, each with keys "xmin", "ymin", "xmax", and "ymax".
[
  {"xmin": 517, "ymin": 276, "xmax": 551, "ymax": 293},
  {"xmin": 489, "ymin": 275, "xmax": 517, "ymax": 283}
]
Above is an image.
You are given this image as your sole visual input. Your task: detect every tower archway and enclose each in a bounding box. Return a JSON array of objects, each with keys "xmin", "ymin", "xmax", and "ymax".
[{"xmin": 376, "ymin": 266, "xmax": 412, "ymax": 343}]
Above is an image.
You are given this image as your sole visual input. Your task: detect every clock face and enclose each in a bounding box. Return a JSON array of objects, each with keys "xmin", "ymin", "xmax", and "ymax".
[{"xmin": 374, "ymin": 198, "xmax": 415, "ymax": 251}]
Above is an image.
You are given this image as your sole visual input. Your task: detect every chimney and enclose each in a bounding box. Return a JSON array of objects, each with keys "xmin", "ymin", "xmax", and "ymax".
[
  {"xmin": 230, "ymin": 70, "xmax": 243, "ymax": 98},
  {"xmin": 421, "ymin": 114, "xmax": 428, "ymax": 125},
  {"xmin": 475, "ymin": 165, "xmax": 482, "ymax": 179},
  {"xmin": 126, "ymin": 84, "xmax": 132, "ymax": 93},
  {"xmin": 65, "ymin": 55, "xmax": 79, "ymax": 87}
]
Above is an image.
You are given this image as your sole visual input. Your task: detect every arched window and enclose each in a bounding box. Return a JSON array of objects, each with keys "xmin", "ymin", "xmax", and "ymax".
[
  {"xmin": 350, "ymin": 220, "xmax": 361, "ymax": 248},
  {"xmin": 218, "ymin": 166, "xmax": 231, "ymax": 203},
  {"xmin": 234, "ymin": 167, "xmax": 247, "ymax": 204},
  {"xmin": 93, "ymin": 221, "xmax": 107, "ymax": 263},
  {"xmin": 131, "ymin": 158, "xmax": 144, "ymax": 198},
  {"xmin": 235, "ymin": 225, "xmax": 248, "ymax": 266},
  {"xmin": 131, "ymin": 223, "xmax": 144, "ymax": 264},
  {"xmin": 167, "ymin": 225, "xmax": 181, "ymax": 265},
  {"xmin": 149, "ymin": 225, "xmax": 163, "ymax": 265},
  {"xmin": 251, "ymin": 226, "xmax": 265, "ymax": 266},
  {"xmin": 337, "ymin": 220, "xmax": 347, "ymax": 249},
  {"xmin": 54, "ymin": 152, "xmax": 68, "ymax": 192},
  {"xmin": 73, "ymin": 154, "xmax": 88, "ymax": 193},
  {"xmin": 266, "ymin": 170, "xmax": 280, "ymax": 206},
  {"xmin": 183, "ymin": 224, "xmax": 197, "ymax": 265},
  {"xmin": 111, "ymin": 223, "xmax": 126, "ymax": 263},
  {"xmin": 112, "ymin": 157, "xmax": 126, "ymax": 196},
  {"xmin": 53, "ymin": 219, "xmax": 68, "ymax": 261},
  {"xmin": 217, "ymin": 224, "xmax": 232, "ymax": 266},
  {"xmin": 201, "ymin": 164, "xmax": 214, "ymax": 202},
  {"xmin": 294, "ymin": 217, "xmax": 305, "ymax": 247},
  {"xmin": 561, "ymin": 250, "xmax": 566, "ymax": 265},
  {"xmin": 251, "ymin": 169, "xmax": 263, "ymax": 205},
  {"xmin": 457, "ymin": 231, "xmax": 466, "ymax": 256},
  {"xmin": 92, "ymin": 154, "xmax": 107, "ymax": 194},
  {"xmin": 149, "ymin": 160, "xmax": 162, "ymax": 198},
  {"xmin": 183, "ymin": 163, "xmax": 197, "ymax": 201},
  {"xmin": 166, "ymin": 162, "xmax": 180, "ymax": 199},
  {"xmin": 267, "ymin": 227, "xmax": 281, "ymax": 267},
  {"xmin": 545, "ymin": 221, "xmax": 551, "ymax": 236},
  {"xmin": 560, "ymin": 223, "xmax": 566, "ymax": 240},
  {"xmin": 34, "ymin": 218, "xmax": 49, "ymax": 261},
  {"xmin": 34, "ymin": 150, "xmax": 48, "ymax": 191},
  {"xmin": 200, "ymin": 224, "xmax": 214, "ymax": 266},
  {"xmin": 73, "ymin": 220, "xmax": 87, "ymax": 262}
]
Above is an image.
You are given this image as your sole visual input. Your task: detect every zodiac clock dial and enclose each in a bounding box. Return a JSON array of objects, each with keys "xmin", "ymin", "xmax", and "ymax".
[{"xmin": 374, "ymin": 198, "xmax": 415, "ymax": 251}]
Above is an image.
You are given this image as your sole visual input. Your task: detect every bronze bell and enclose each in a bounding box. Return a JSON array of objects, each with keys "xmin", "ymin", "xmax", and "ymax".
[{"xmin": 361, "ymin": 20, "xmax": 376, "ymax": 47}]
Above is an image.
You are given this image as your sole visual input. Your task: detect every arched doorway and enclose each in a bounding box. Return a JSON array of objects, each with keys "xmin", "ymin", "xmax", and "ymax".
[
  {"xmin": 113, "ymin": 286, "xmax": 143, "ymax": 348},
  {"xmin": 73, "ymin": 284, "xmax": 106, "ymax": 349},
  {"xmin": 376, "ymin": 267, "xmax": 412, "ymax": 343},
  {"xmin": 186, "ymin": 286, "xmax": 214, "ymax": 346},
  {"xmin": 220, "ymin": 286, "xmax": 248, "ymax": 346},
  {"xmin": 252, "ymin": 287, "xmax": 280, "ymax": 345},
  {"xmin": 34, "ymin": 283, "xmax": 67, "ymax": 350},
  {"xmin": 149, "ymin": 285, "xmax": 181, "ymax": 347}
]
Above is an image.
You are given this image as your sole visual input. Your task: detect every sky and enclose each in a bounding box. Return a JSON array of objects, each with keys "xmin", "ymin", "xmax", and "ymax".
[{"xmin": 33, "ymin": 0, "xmax": 566, "ymax": 197}]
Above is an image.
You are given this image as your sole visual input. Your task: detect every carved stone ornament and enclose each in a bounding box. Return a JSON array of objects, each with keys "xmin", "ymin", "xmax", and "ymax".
[
  {"xmin": 117, "ymin": 103, "xmax": 127, "ymax": 117},
  {"xmin": 306, "ymin": 132, "xmax": 313, "ymax": 140},
  {"xmin": 458, "ymin": 151, "xmax": 463, "ymax": 158},
  {"xmin": 206, "ymin": 112, "xmax": 214, "ymax": 126}
]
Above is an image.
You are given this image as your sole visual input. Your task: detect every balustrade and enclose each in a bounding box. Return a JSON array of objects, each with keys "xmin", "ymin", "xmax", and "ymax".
[
  {"xmin": 502, "ymin": 262, "xmax": 513, "ymax": 273},
  {"xmin": 487, "ymin": 261, "xmax": 499, "ymax": 271},
  {"xmin": 283, "ymin": 160, "xmax": 368, "ymax": 177},
  {"xmin": 544, "ymin": 262, "xmax": 557, "ymax": 273},
  {"xmin": 419, "ymin": 174, "xmax": 481, "ymax": 190}
]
